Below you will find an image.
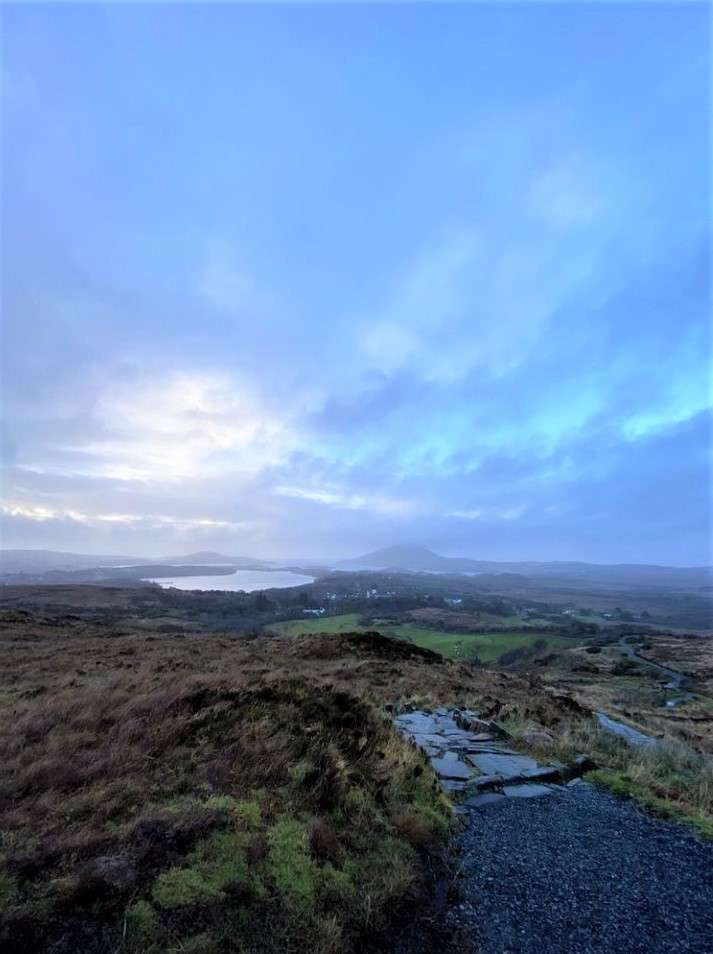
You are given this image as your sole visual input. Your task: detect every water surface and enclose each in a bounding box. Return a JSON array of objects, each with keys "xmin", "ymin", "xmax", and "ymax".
[{"xmin": 144, "ymin": 570, "xmax": 314, "ymax": 592}]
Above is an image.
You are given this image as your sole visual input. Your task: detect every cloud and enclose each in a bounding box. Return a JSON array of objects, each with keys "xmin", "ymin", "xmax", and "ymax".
[
  {"xmin": 358, "ymin": 227, "xmax": 482, "ymax": 382},
  {"xmin": 355, "ymin": 166, "xmax": 611, "ymax": 386},
  {"xmin": 449, "ymin": 505, "xmax": 526, "ymax": 521},
  {"xmin": 1, "ymin": 502, "xmax": 243, "ymax": 532},
  {"xmin": 272, "ymin": 483, "xmax": 421, "ymax": 518},
  {"xmin": 54, "ymin": 370, "xmax": 298, "ymax": 482}
]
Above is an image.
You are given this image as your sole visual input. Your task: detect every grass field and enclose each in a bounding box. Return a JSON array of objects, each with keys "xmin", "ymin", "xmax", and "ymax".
[
  {"xmin": 272, "ymin": 613, "xmax": 362, "ymax": 635},
  {"xmin": 271, "ymin": 614, "xmax": 577, "ymax": 660},
  {"xmin": 383, "ymin": 625, "xmax": 574, "ymax": 661}
]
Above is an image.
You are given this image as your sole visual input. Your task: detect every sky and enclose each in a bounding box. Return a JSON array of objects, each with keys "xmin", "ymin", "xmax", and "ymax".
[{"xmin": 1, "ymin": 2, "xmax": 711, "ymax": 565}]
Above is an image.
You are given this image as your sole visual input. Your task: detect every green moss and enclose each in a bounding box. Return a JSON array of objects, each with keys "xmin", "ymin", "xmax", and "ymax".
[
  {"xmin": 266, "ymin": 819, "xmax": 317, "ymax": 912},
  {"xmin": 151, "ymin": 825, "xmax": 263, "ymax": 911},
  {"xmin": 190, "ymin": 830, "xmax": 249, "ymax": 892},
  {"xmin": 152, "ymin": 867, "xmax": 224, "ymax": 909}
]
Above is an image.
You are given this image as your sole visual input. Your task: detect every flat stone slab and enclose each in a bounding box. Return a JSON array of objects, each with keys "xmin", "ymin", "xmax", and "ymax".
[
  {"xmin": 501, "ymin": 783, "xmax": 555, "ymax": 798},
  {"xmin": 441, "ymin": 778, "xmax": 470, "ymax": 793},
  {"xmin": 470, "ymin": 774, "xmax": 505, "ymax": 790},
  {"xmin": 409, "ymin": 733, "xmax": 449, "ymax": 755},
  {"xmin": 462, "ymin": 743, "xmax": 514, "ymax": 755},
  {"xmin": 432, "ymin": 753, "xmax": 475, "ymax": 781},
  {"xmin": 395, "ymin": 712, "xmax": 441, "ymax": 734},
  {"xmin": 412, "ymin": 732, "xmax": 451, "ymax": 745},
  {"xmin": 470, "ymin": 752, "xmax": 540, "ymax": 776}
]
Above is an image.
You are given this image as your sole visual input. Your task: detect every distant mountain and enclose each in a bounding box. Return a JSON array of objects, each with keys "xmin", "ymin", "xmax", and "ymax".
[
  {"xmin": 0, "ymin": 549, "xmax": 270, "ymax": 575},
  {"xmin": 337, "ymin": 545, "xmax": 482, "ymax": 573},
  {"xmin": 0, "ymin": 549, "xmax": 150, "ymax": 573},
  {"xmin": 337, "ymin": 545, "xmax": 713, "ymax": 587}
]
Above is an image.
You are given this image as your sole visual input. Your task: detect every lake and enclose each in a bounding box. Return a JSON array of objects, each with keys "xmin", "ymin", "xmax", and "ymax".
[{"xmin": 144, "ymin": 570, "xmax": 315, "ymax": 592}]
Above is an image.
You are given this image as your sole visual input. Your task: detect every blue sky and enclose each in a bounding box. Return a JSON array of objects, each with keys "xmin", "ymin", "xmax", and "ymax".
[{"xmin": 1, "ymin": 3, "xmax": 710, "ymax": 563}]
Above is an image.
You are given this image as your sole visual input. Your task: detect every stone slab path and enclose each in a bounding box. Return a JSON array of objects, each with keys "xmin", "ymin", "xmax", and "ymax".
[
  {"xmin": 393, "ymin": 707, "xmax": 713, "ymax": 954},
  {"xmin": 394, "ymin": 707, "xmax": 573, "ymax": 807}
]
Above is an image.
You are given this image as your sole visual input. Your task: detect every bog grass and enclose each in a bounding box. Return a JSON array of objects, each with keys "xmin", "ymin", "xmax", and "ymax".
[{"xmin": 0, "ymin": 669, "xmax": 452, "ymax": 954}]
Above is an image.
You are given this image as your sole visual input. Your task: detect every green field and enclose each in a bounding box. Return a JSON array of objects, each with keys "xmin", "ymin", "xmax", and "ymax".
[
  {"xmin": 383, "ymin": 625, "xmax": 574, "ymax": 661},
  {"xmin": 272, "ymin": 613, "xmax": 362, "ymax": 635},
  {"xmin": 271, "ymin": 613, "xmax": 578, "ymax": 660}
]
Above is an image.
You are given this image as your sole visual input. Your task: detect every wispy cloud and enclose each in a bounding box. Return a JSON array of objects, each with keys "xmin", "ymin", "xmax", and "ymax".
[
  {"xmin": 57, "ymin": 370, "xmax": 298, "ymax": 482},
  {"xmin": 272, "ymin": 484, "xmax": 421, "ymax": 518},
  {"xmin": 1, "ymin": 502, "xmax": 245, "ymax": 532}
]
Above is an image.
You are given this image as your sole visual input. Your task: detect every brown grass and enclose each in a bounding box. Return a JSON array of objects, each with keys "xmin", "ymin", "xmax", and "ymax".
[
  {"xmin": 0, "ymin": 610, "xmax": 506, "ymax": 953},
  {"xmin": 0, "ymin": 605, "xmax": 627, "ymax": 953}
]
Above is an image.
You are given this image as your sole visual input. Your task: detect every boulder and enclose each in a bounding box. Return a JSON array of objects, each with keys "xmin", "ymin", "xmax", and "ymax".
[{"xmin": 520, "ymin": 729, "xmax": 555, "ymax": 747}]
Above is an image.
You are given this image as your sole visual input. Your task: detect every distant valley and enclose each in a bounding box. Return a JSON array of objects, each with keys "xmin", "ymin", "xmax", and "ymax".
[{"xmin": 2, "ymin": 544, "xmax": 711, "ymax": 589}]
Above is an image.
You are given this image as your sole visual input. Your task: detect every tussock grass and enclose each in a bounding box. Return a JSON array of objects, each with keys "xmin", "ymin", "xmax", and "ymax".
[{"xmin": 0, "ymin": 667, "xmax": 452, "ymax": 954}]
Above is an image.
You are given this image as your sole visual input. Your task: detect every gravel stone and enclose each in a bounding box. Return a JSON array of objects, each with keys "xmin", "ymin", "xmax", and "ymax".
[{"xmin": 451, "ymin": 783, "xmax": 713, "ymax": 954}]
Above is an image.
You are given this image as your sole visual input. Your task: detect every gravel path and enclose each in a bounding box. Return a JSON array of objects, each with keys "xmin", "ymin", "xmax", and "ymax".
[{"xmin": 451, "ymin": 783, "xmax": 713, "ymax": 954}]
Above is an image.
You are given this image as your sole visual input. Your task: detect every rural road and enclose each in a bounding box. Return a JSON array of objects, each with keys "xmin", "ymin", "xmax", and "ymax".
[{"xmin": 449, "ymin": 782, "xmax": 713, "ymax": 954}]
